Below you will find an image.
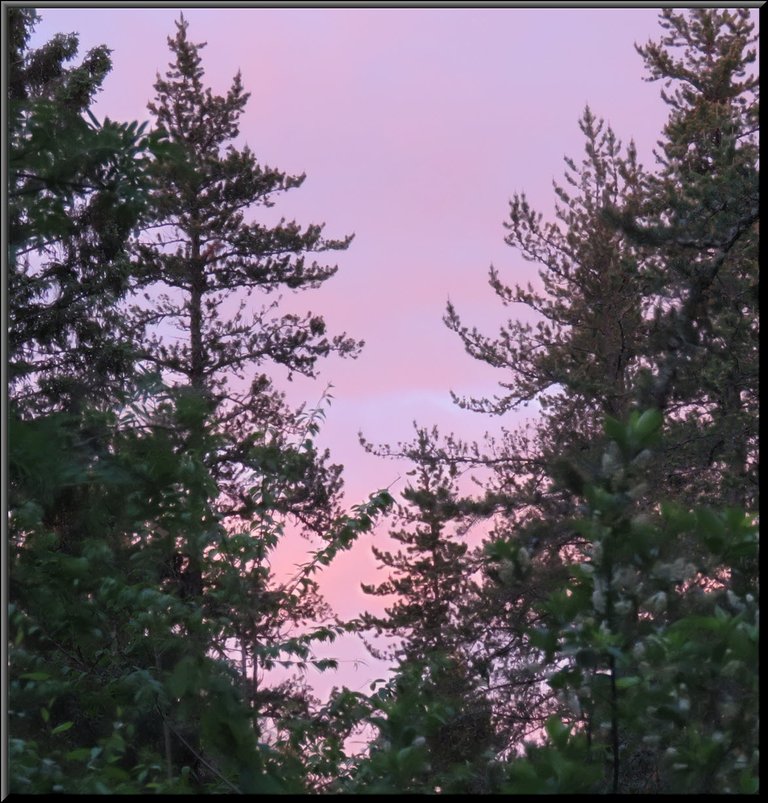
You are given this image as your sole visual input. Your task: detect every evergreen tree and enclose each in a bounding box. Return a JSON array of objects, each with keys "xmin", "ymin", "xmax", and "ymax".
[
  {"xmin": 445, "ymin": 105, "xmax": 650, "ymax": 519},
  {"xmin": 128, "ymin": 13, "xmax": 367, "ymax": 748},
  {"xmin": 359, "ymin": 426, "xmax": 478, "ymax": 663},
  {"xmin": 625, "ymin": 8, "xmax": 759, "ymax": 511},
  {"xmin": 442, "ymin": 106, "xmax": 650, "ymax": 755},
  {"xmin": 357, "ymin": 427, "xmax": 499, "ymax": 787},
  {"xmin": 133, "ymin": 14, "xmax": 359, "ymax": 522},
  {"xmin": 8, "ymin": 12, "xmax": 391, "ymax": 794},
  {"xmin": 442, "ymin": 5, "xmax": 758, "ymax": 770},
  {"xmin": 8, "ymin": 7, "xmax": 158, "ymax": 416}
]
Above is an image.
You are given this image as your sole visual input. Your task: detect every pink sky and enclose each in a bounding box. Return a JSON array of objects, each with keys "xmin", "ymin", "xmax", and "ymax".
[{"xmin": 30, "ymin": 6, "xmax": 707, "ymax": 698}]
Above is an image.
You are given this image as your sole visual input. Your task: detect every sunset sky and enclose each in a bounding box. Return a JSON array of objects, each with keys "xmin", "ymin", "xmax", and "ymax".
[{"xmin": 29, "ymin": 5, "xmax": 714, "ymax": 697}]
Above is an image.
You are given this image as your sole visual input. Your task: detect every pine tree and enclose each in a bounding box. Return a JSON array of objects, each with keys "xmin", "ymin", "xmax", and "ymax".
[
  {"xmin": 132, "ymin": 14, "xmax": 360, "ymax": 525},
  {"xmin": 441, "ymin": 6, "xmax": 758, "ymax": 765},
  {"xmin": 441, "ymin": 107, "xmax": 650, "ymax": 755},
  {"xmin": 129, "ymin": 14, "xmax": 365, "ymax": 746},
  {"xmin": 445, "ymin": 105, "xmax": 650, "ymax": 507},
  {"xmin": 625, "ymin": 8, "xmax": 759, "ymax": 512}
]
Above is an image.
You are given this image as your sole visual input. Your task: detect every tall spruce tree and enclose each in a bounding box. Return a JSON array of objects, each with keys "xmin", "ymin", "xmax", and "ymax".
[
  {"xmin": 134, "ymin": 14, "xmax": 359, "ymax": 525},
  {"xmin": 128, "ymin": 14, "xmax": 366, "ymax": 747}
]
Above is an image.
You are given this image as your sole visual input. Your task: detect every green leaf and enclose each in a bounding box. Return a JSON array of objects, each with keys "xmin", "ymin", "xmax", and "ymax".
[
  {"xmin": 544, "ymin": 716, "xmax": 571, "ymax": 749},
  {"xmin": 604, "ymin": 415, "xmax": 628, "ymax": 451},
  {"xmin": 633, "ymin": 408, "xmax": 663, "ymax": 444},
  {"xmin": 738, "ymin": 771, "xmax": 759, "ymax": 794},
  {"xmin": 65, "ymin": 747, "xmax": 92, "ymax": 761},
  {"xmin": 615, "ymin": 675, "xmax": 641, "ymax": 689},
  {"xmin": 167, "ymin": 656, "xmax": 200, "ymax": 698}
]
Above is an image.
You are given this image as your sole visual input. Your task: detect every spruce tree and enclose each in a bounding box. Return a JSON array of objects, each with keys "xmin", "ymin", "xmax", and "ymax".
[
  {"xmin": 129, "ymin": 14, "xmax": 365, "ymax": 746},
  {"xmin": 134, "ymin": 14, "xmax": 359, "ymax": 525},
  {"xmin": 8, "ymin": 7, "xmax": 156, "ymax": 417},
  {"xmin": 356, "ymin": 426, "xmax": 503, "ymax": 791},
  {"xmin": 359, "ymin": 426, "xmax": 478, "ymax": 663}
]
